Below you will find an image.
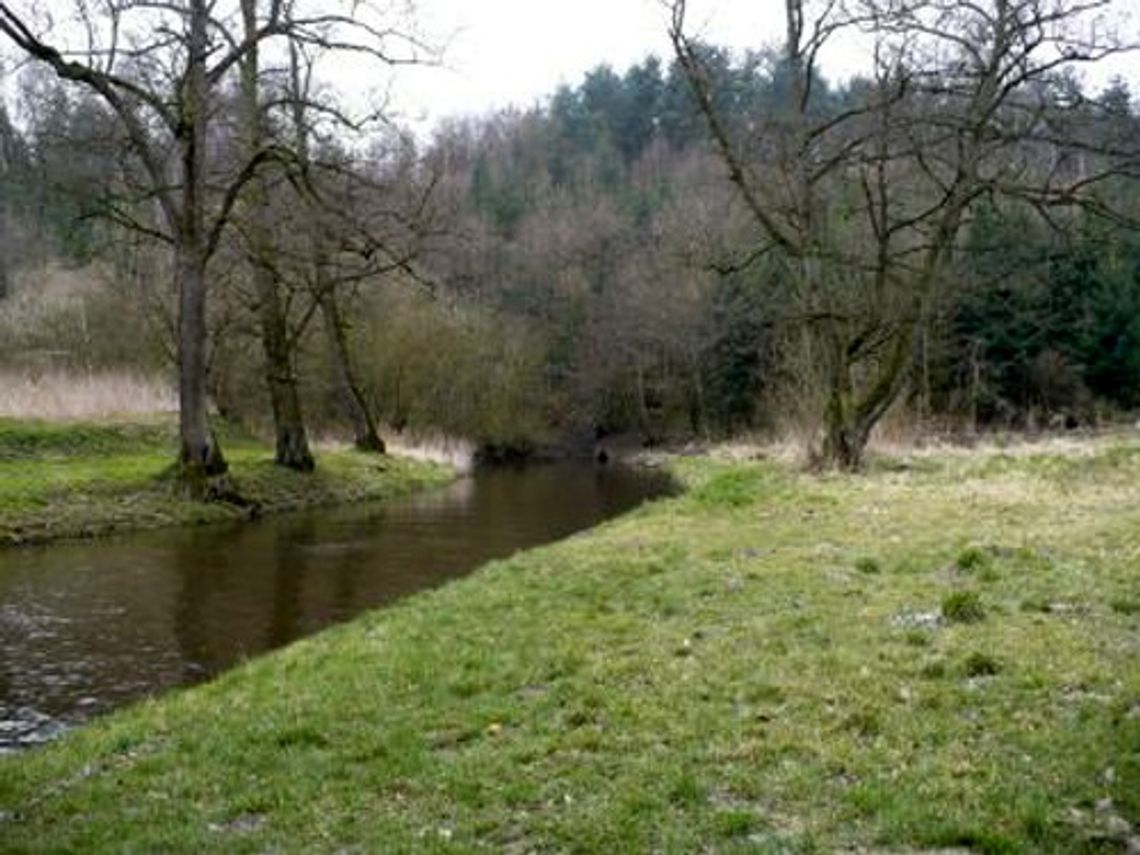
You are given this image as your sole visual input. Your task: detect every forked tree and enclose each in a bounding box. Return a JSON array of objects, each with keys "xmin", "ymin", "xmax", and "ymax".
[{"xmin": 671, "ymin": 0, "xmax": 1138, "ymax": 468}]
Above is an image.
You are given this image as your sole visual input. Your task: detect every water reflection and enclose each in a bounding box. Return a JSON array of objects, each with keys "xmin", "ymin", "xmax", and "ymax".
[{"xmin": 0, "ymin": 463, "xmax": 673, "ymax": 751}]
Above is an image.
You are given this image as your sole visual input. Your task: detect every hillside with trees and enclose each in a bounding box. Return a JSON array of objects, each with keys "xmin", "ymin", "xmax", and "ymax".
[{"xmin": 0, "ymin": 0, "xmax": 1137, "ymax": 473}]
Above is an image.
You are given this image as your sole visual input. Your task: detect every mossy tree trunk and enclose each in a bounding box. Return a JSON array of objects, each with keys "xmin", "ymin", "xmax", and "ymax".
[
  {"xmin": 240, "ymin": 0, "xmax": 313, "ymax": 472},
  {"xmin": 175, "ymin": 0, "xmax": 227, "ymax": 493},
  {"xmin": 258, "ymin": 272, "xmax": 315, "ymax": 470},
  {"xmin": 175, "ymin": 243, "xmax": 227, "ymax": 488},
  {"xmin": 820, "ymin": 324, "xmax": 916, "ymax": 470},
  {"xmin": 286, "ymin": 39, "xmax": 383, "ymax": 456},
  {"xmin": 320, "ymin": 289, "xmax": 385, "ymax": 453}
]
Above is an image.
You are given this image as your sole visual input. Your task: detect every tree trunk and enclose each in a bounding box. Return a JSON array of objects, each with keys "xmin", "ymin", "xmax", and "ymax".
[
  {"xmin": 240, "ymin": 0, "xmax": 313, "ymax": 472},
  {"xmin": 175, "ymin": 0, "xmax": 227, "ymax": 494},
  {"xmin": 688, "ymin": 350, "xmax": 705, "ymax": 437},
  {"xmin": 820, "ymin": 331, "xmax": 863, "ymax": 470},
  {"xmin": 823, "ymin": 390, "xmax": 869, "ymax": 471},
  {"xmin": 820, "ymin": 324, "xmax": 916, "ymax": 471},
  {"xmin": 0, "ymin": 207, "xmax": 9, "ymax": 300},
  {"xmin": 257, "ymin": 264, "xmax": 315, "ymax": 470},
  {"xmin": 320, "ymin": 290, "xmax": 385, "ymax": 453},
  {"xmin": 176, "ymin": 244, "xmax": 227, "ymax": 486}
]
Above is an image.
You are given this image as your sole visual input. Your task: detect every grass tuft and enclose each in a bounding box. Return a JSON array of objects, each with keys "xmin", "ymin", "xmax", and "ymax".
[
  {"xmin": 956, "ymin": 544, "xmax": 995, "ymax": 573},
  {"xmin": 963, "ymin": 651, "xmax": 1002, "ymax": 677},
  {"xmin": 942, "ymin": 589, "xmax": 987, "ymax": 624}
]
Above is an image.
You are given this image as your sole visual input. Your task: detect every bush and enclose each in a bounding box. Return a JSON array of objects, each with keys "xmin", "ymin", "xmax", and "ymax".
[{"xmin": 353, "ymin": 285, "xmax": 546, "ymax": 446}]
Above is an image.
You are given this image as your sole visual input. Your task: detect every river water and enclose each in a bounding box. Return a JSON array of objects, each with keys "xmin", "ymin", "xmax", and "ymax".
[{"xmin": 0, "ymin": 462, "xmax": 674, "ymax": 752}]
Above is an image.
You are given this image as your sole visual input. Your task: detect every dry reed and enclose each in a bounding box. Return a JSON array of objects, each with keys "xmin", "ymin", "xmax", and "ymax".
[{"xmin": 0, "ymin": 370, "xmax": 177, "ymax": 420}]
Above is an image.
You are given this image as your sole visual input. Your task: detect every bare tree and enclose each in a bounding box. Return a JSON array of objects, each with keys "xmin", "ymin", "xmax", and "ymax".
[
  {"xmin": 0, "ymin": 0, "xmax": 428, "ymax": 492},
  {"xmin": 671, "ymin": 0, "xmax": 1138, "ymax": 468},
  {"xmin": 237, "ymin": 0, "xmax": 314, "ymax": 470},
  {"xmin": 278, "ymin": 35, "xmax": 444, "ymax": 452}
]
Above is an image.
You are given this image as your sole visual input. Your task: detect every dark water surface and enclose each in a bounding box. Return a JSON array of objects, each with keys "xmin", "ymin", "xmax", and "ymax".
[{"xmin": 0, "ymin": 463, "xmax": 674, "ymax": 752}]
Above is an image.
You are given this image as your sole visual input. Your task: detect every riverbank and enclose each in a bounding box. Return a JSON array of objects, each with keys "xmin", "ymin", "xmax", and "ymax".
[
  {"xmin": 0, "ymin": 418, "xmax": 453, "ymax": 546},
  {"xmin": 2, "ymin": 437, "xmax": 1139, "ymax": 851}
]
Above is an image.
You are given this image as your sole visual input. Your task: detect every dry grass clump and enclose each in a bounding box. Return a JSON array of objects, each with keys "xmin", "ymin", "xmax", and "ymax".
[
  {"xmin": 0, "ymin": 371, "xmax": 176, "ymax": 420},
  {"xmin": 704, "ymin": 420, "xmax": 1140, "ymax": 473},
  {"xmin": 383, "ymin": 430, "xmax": 477, "ymax": 474}
]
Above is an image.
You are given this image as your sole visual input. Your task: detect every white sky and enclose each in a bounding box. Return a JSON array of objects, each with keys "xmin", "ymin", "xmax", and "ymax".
[
  {"xmin": 380, "ymin": 0, "xmax": 1140, "ymax": 134},
  {"xmin": 5, "ymin": 0, "xmax": 1138, "ymax": 135},
  {"xmin": 383, "ymin": 0, "xmax": 844, "ymax": 130}
]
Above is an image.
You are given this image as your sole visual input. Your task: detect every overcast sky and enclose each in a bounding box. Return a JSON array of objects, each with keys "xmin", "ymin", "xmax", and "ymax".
[
  {"xmin": 385, "ymin": 0, "xmax": 870, "ymax": 131},
  {"xmin": 381, "ymin": 0, "xmax": 1139, "ymax": 134},
  {"xmin": 5, "ymin": 0, "xmax": 1138, "ymax": 134},
  {"xmin": 384, "ymin": 0, "xmax": 857, "ymax": 130}
]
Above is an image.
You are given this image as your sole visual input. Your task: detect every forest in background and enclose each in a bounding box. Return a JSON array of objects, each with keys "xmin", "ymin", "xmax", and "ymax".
[{"xmin": 1, "ymin": 0, "xmax": 1138, "ymax": 474}]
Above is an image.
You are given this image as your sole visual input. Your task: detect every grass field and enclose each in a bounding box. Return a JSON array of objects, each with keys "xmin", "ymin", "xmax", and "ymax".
[
  {"xmin": 1, "ymin": 436, "xmax": 1138, "ymax": 852},
  {"xmin": 0, "ymin": 417, "xmax": 453, "ymax": 545}
]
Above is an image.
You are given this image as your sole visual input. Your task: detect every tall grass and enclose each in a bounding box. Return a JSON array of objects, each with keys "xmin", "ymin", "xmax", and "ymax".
[{"xmin": 0, "ymin": 370, "xmax": 176, "ymax": 420}]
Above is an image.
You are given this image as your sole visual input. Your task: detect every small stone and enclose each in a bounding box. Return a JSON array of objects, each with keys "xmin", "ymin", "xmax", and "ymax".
[
  {"xmin": 1104, "ymin": 815, "xmax": 1132, "ymax": 837},
  {"xmin": 1096, "ymin": 797, "xmax": 1115, "ymax": 814},
  {"xmin": 1099, "ymin": 766, "xmax": 1116, "ymax": 785},
  {"xmin": 890, "ymin": 609, "xmax": 942, "ymax": 629}
]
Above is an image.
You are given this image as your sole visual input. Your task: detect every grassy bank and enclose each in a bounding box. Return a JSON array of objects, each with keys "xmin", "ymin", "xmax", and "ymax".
[
  {"xmin": 0, "ymin": 418, "xmax": 453, "ymax": 546},
  {"xmin": 2, "ymin": 438, "xmax": 1139, "ymax": 852}
]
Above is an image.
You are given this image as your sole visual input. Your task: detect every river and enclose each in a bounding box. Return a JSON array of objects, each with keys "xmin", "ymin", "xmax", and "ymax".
[{"xmin": 0, "ymin": 462, "xmax": 674, "ymax": 752}]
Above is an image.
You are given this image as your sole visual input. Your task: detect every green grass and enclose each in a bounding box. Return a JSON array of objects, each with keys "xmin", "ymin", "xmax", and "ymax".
[
  {"xmin": 2, "ymin": 439, "xmax": 1139, "ymax": 852},
  {"xmin": 0, "ymin": 417, "xmax": 453, "ymax": 545}
]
